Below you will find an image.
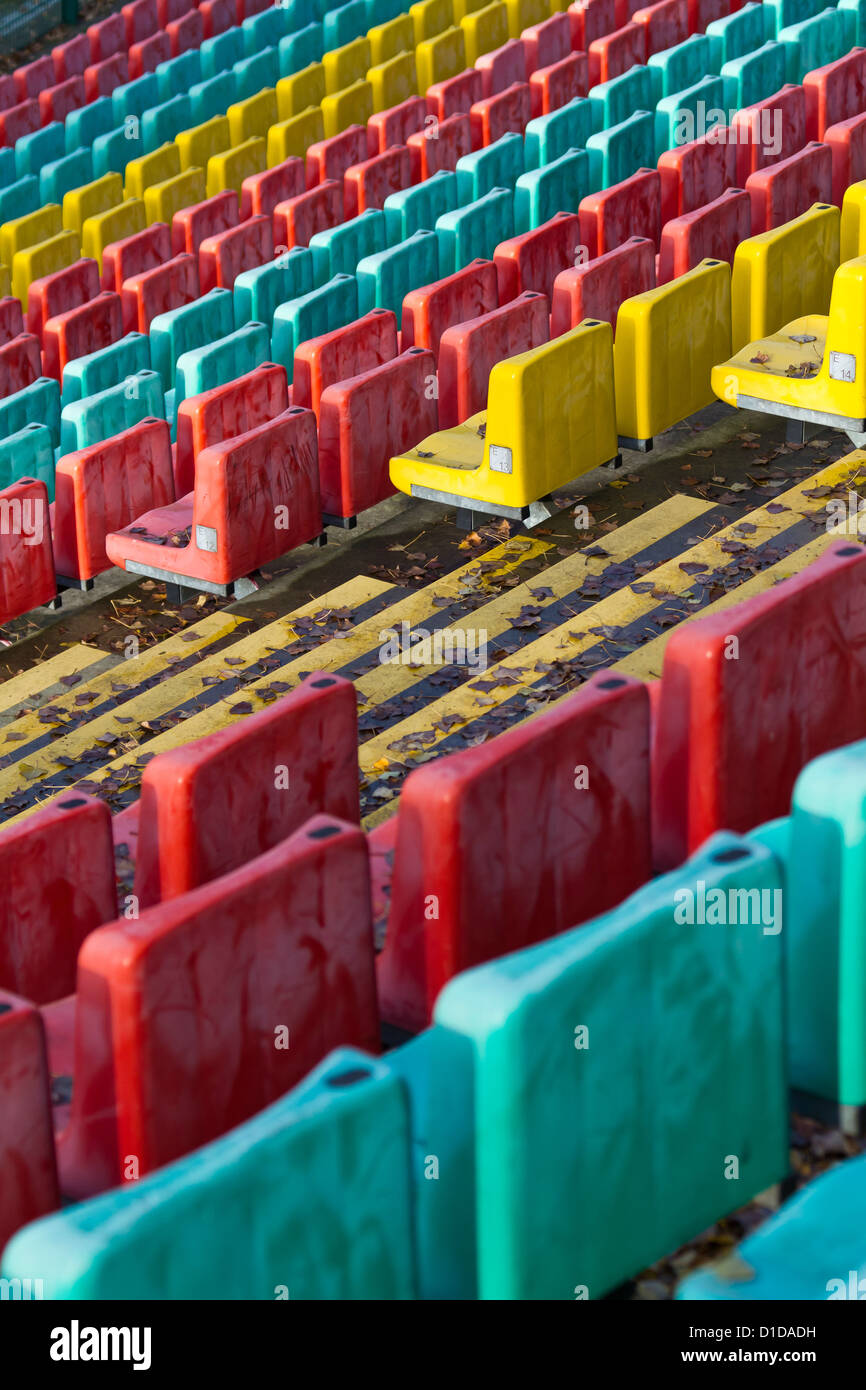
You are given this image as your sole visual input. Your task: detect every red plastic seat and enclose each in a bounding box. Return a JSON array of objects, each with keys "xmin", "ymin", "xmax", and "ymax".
[
  {"xmin": 274, "ymin": 181, "xmax": 342, "ymax": 249},
  {"xmin": 0, "ymin": 478, "xmax": 56, "ymax": 623},
  {"xmin": 367, "ymin": 96, "xmax": 427, "ymax": 154},
  {"xmin": 173, "ymin": 360, "xmax": 289, "ymax": 495},
  {"xmin": 305, "ymin": 125, "xmax": 367, "ymax": 188},
  {"xmin": 101, "ymin": 223, "xmax": 171, "ymax": 293},
  {"xmin": 470, "ymin": 81, "xmax": 532, "ymax": 147},
  {"xmin": 579, "ymin": 168, "xmax": 662, "ymax": 258},
  {"xmin": 0, "ymin": 991, "xmax": 59, "ymax": 1251},
  {"xmin": 407, "ymin": 111, "xmax": 471, "ymax": 179},
  {"xmin": 494, "ymin": 211, "xmax": 582, "ymax": 304},
  {"xmin": 199, "ymin": 214, "xmax": 273, "ymax": 292},
  {"xmin": 42, "ymin": 291, "xmax": 123, "ymax": 383},
  {"xmin": 0, "ymin": 334, "xmax": 41, "ymax": 400},
  {"xmin": 551, "ymin": 236, "xmax": 656, "ymax": 335},
  {"xmin": 171, "ymin": 191, "xmax": 239, "ymax": 258},
  {"xmin": 292, "ymin": 309, "xmax": 399, "ymax": 416},
  {"xmin": 438, "ymin": 290, "xmax": 549, "ymax": 427},
  {"xmin": 401, "ymin": 258, "xmax": 499, "ymax": 362},
  {"xmin": 344, "ymin": 145, "xmax": 412, "ymax": 218},
  {"xmin": 240, "ymin": 157, "xmax": 305, "ymax": 222},
  {"xmin": 120, "ymin": 252, "xmax": 199, "ymax": 334},
  {"xmin": 657, "ymin": 188, "xmax": 751, "ymax": 282}
]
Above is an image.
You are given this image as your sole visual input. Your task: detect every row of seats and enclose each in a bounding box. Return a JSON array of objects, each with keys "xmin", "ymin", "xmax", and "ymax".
[{"xmin": 3, "ymin": 529, "xmax": 866, "ymax": 1290}]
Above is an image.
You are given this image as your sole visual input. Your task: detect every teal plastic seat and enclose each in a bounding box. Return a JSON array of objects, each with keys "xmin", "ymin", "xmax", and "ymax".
[
  {"xmin": 706, "ymin": 2, "xmax": 768, "ymax": 65},
  {"xmin": 60, "ymin": 333, "xmax": 151, "ymax": 407},
  {"xmin": 174, "ymin": 321, "xmax": 271, "ymax": 416},
  {"xmin": 309, "ymin": 208, "xmax": 386, "ymax": 283},
  {"xmin": 142, "ymin": 95, "xmax": 193, "ymax": 155},
  {"xmin": 356, "ymin": 228, "xmax": 439, "ymax": 314},
  {"xmin": 763, "ymin": 0, "xmax": 827, "ymax": 37},
  {"xmin": 40, "ymin": 149, "xmax": 93, "ymax": 208},
  {"xmin": 155, "ymin": 51, "xmax": 201, "ymax": 103},
  {"xmin": 278, "ymin": 22, "xmax": 324, "ymax": 78},
  {"xmin": 59, "ymin": 370, "xmax": 164, "ymax": 452},
  {"xmin": 721, "ymin": 39, "xmax": 787, "ymax": 110},
  {"xmin": 0, "ymin": 1049, "xmax": 416, "ymax": 1300},
  {"xmin": 150, "ymin": 288, "xmax": 234, "ymax": 392},
  {"xmin": 648, "ymin": 33, "xmax": 716, "ymax": 101},
  {"xmin": 242, "ymin": 5, "xmax": 295, "ymax": 54},
  {"xmin": 65, "ymin": 97, "xmax": 114, "ymax": 155},
  {"xmin": 271, "ymin": 273, "xmax": 359, "ymax": 379},
  {"xmin": 524, "ymin": 97, "xmax": 600, "ymax": 169},
  {"xmin": 0, "ymin": 177, "xmax": 39, "ymax": 227},
  {"xmin": 15, "ymin": 123, "xmax": 65, "ymax": 179},
  {"xmin": 324, "ymin": 0, "xmax": 368, "ymax": 50},
  {"xmin": 0, "ymin": 423, "xmax": 55, "ymax": 501},
  {"xmin": 0, "ymin": 147, "xmax": 15, "ymax": 190},
  {"xmin": 514, "ymin": 147, "xmax": 591, "ymax": 233},
  {"xmin": 677, "ymin": 1155, "xmax": 866, "ymax": 1299},
  {"xmin": 589, "ymin": 65, "xmax": 656, "ymax": 133},
  {"xmin": 456, "ymin": 132, "xmax": 524, "ymax": 202},
  {"xmin": 777, "ymin": 7, "xmax": 856, "ymax": 84},
  {"xmin": 586, "ymin": 110, "xmax": 655, "ymax": 190},
  {"xmin": 112, "ymin": 73, "xmax": 159, "ymax": 126},
  {"xmin": 839, "ymin": 0, "xmax": 866, "ymax": 45},
  {"xmin": 92, "ymin": 125, "xmax": 144, "ymax": 180},
  {"xmin": 232, "ymin": 48, "xmax": 278, "ymax": 103},
  {"xmin": 0, "ymin": 378, "xmax": 61, "ymax": 449},
  {"xmin": 189, "ymin": 74, "xmax": 233, "ymax": 127},
  {"xmin": 233, "ymin": 246, "xmax": 314, "ymax": 328},
  {"xmin": 655, "ymin": 75, "xmax": 726, "ymax": 161},
  {"xmin": 435, "ymin": 191, "xmax": 510, "ymax": 276},
  {"xmin": 200, "ymin": 28, "xmax": 244, "ymax": 82},
  {"xmin": 433, "ymin": 832, "xmax": 788, "ymax": 1300},
  {"xmin": 384, "ymin": 170, "xmax": 457, "ymax": 243}
]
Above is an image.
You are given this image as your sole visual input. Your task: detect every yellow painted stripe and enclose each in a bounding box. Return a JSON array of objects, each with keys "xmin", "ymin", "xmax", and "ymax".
[
  {"xmin": 0, "ymin": 646, "xmax": 119, "ymax": 723},
  {"xmin": 356, "ymin": 454, "xmax": 866, "ymax": 779},
  {"xmin": 5, "ymin": 543, "xmax": 550, "ymax": 819}
]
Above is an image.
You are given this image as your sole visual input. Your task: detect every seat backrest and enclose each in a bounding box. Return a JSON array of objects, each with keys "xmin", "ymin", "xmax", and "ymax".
[{"xmin": 174, "ymin": 360, "xmax": 288, "ymax": 496}]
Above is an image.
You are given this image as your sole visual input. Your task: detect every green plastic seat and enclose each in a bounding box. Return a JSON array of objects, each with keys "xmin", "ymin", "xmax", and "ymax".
[
  {"xmin": 433, "ymin": 831, "xmax": 788, "ymax": 1300},
  {"xmin": 309, "ymin": 208, "xmax": 386, "ymax": 283},
  {"xmin": 777, "ymin": 7, "xmax": 856, "ymax": 83},
  {"xmin": 514, "ymin": 147, "xmax": 591, "ymax": 233},
  {"xmin": 678, "ymin": 1154, "xmax": 866, "ymax": 1299},
  {"xmin": 839, "ymin": 0, "xmax": 866, "ymax": 45},
  {"xmin": 92, "ymin": 125, "xmax": 144, "ymax": 181},
  {"xmin": 655, "ymin": 75, "xmax": 726, "ymax": 162},
  {"xmin": 40, "ymin": 149, "xmax": 93, "ymax": 208},
  {"xmin": 65, "ymin": 97, "xmax": 114, "ymax": 155},
  {"xmin": 112, "ymin": 74, "xmax": 159, "ymax": 126},
  {"xmin": 456, "ymin": 132, "xmax": 524, "ymax": 202},
  {"xmin": 384, "ymin": 170, "xmax": 457, "ymax": 243},
  {"xmin": 271, "ymin": 272, "xmax": 359, "ymax": 379},
  {"xmin": 0, "ymin": 378, "xmax": 61, "ymax": 449},
  {"xmin": 242, "ymin": 5, "xmax": 295, "ymax": 55},
  {"xmin": 232, "ymin": 48, "xmax": 278, "ymax": 104},
  {"xmin": 0, "ymin": 177, "xmax": 39, "ymax": 228},
  {"xmin": 142, "ymin": 95, "xmax": 193, "ymax": 156},
  {"xmin": 233, "ymin": 246, "xmax": 314, "ymax": 328},
  {"xmin": 324, "ymin": 0, "xmax": 369, "ymax": 50},
  {"xmin": 356, "ymin": 227, "xmax": 439, "ymax": 313},
  {"xmin": 279, "ymin": 22, "xmax": 324, "ymax": 78},
  {"xmin": 524, "ymin": 96, "xmax": 599, "ymax": 169},
  {"xmin": 175, "ymin": 321, "xmax": 271, "ymax": 416},
  {"xmin": 0, "ymin": 423, "xmax": 55, "ymax": 502},
  {"xmin": 586, "ymin": 110, "xmax": 655, "ymax": 191},
  {"xmin": 0, "ymin": 1049, "xmax": 416, "ymax": 1300},
  {"xmin": 61, "ymin": 333, "xmax": 151, "ymax": 407},
  {"xmin": 721, "ymin": 39, "xmax": 787, "ymax": 110},
  {"xmin": 15, "ymin": 123, "xmax": 65, "ymax": 180},
  {"xmin": 150, "ymin": 288, "xmax": 234, "ymax": 392},
  {"xmin": 189, "ymin": 74, "xmax": 233, "ymax": 127},
  {"xmin": 435, "ymin": 191, "xmax": 510, "ymax": 276},
  {"xmin": 200, "ymin": 28, "xmax": 244, "ymax": 82},
  {"xmin": 155, "ymin": 51, "xmax": 201, "ymax": 104},
  {"xmin": 763, "ymin": 0, "xmax": 826, "ymax": 37},
  {"xmin": 59, "ymin": 369, "xmax": 164, "ymax": 453},
  {"xmin": 648, "ymin": 33, "xmax": 716, "ymax": 101},
  {"xmin": 706, "ymin": 1, "xmax": 768, "ymax": 65},
  {"xmin": 589, "ymin": 65, "xmax": 656, "ymax": 132}
]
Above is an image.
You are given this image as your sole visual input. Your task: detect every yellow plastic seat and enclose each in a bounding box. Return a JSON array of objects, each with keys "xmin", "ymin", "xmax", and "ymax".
[
  {"xmin": 712, "ymin": 255, "xmax": 866, "ymax": 443},
  {"xmin": 731, "ymin": 203, "xmax": 839, "ymax": 353},
  {"xmin": 389, "ymin": 320, "xmax": 619, "ymax": 525}
]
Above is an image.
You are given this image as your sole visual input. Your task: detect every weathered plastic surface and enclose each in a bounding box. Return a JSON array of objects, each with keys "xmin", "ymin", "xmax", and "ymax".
[
  {"xmin": 199, "ymin": 215, "xmax": 274, "ymax": 293},
  {"xmin": 0, "ymin": 991, "xmax": 59, "ymax": 1254},
  {"xmin": 658, "ymin": 127, "xmax": 738, "ymax": 225},
  {"xmin": 0, "ymin": 478, "xmax": 56, "ymax": 623},
  {"xmin": 456, "ymin": 131, "xmax": 523, "ymax": 202},
  {"xmin": 54, "ymin": 417, "xmax": 175, "ymax": 581},
  {"xmin": 344, "ymin": 145, "xmax": 412, "ymax": 218},
  {"xmin": 746, "ymin": 141, "xmax": 833, "ymax": 234},
  {"xmin": 491, "ymin": 212, "xmax": 577, "ymax": 306},
  {"xmin": 368, "ymin": 95, "xmax": 427, "ymax": 153},
  {"xmin": 85, "ymin": 54, "xmax": 129, "ymax": 102},
  {"xmin": 121, "ymin": 252, "xmax": 199, "ymax": 334},
  {"xmin": 305, "ymin": 124, "xmax": 368, "ymax": 186},
  {"xmin": 522, "ymin": 11, "xmax": 571, "ymax": 70},
  {"xmin": 233, "ymin": 246, "xmax": 314, "ymax": 329},
  {"xmin": 293, "ymin": 308, "xmax": 398, "ymax": 414},
  {"xmin": 61, "ymin": 332, "xmax": 150, "ymax": 406},
  {"xmin": 0, "ymin": 377, "xmax": 61, "ymax": 447},
  {"xmin": 476, "ymin": 38, "xmax": 528, "ymax": 98},
  {"xmin": 614, "ymin": 258, "xmax": 732, "ymax": 443},
  {"xmin": 568, "ymin": 0, "xmax": 617, "ymax": 52},
  {"xmin": 272, "ymin": 273, "xmax": 359, "ymax": 380},
  {"xmin": 59, "ymin": 368, "xmax": 164, "ymax": 453},
  {"xmin": 135, "ymin": 674, "xmax": 359, "ymax": 907},
  {"xmin": 129, "ymin": 30, "xmax": 171, "ymax": 81},
  {"xmin": 804, "ymin": 47, "xmax": 866, "ymax": 142},
  {"xmin": 579, "ymin": 168, "xmax": 661, "ymax": 259},
  {"xmin": 721, "ymin": 38, "xmax": 787, "ymax": 110},
  {"xmin": 52, "ymin": 33, "xmax": 91, "ymax": 81},
  {"xmin": 654, "ymin": 541, "xmax": 866, "ymax": 869},
  {"xmin": 42, "ymin": 292, "xmax": 123, "ymax": 383},
  {"xmin": 408, "ymin": 111, "xmax": 472, "ymax": 179},
  {"xmin": 730, "ymin": 83, "xmax": 807, "ymax": 185},
  {"xmin": 39, "ymin": 76, "xmax": 86, "ymax": 127},
  {"xmin": 649, "ymin": 32, "xmax": 713, "ymax": 99},
  {"xmin": 174, "ymin": 321, "xmax": 271, "ymax": 413},
  {"xmin": 426, "ymin": 66, "xmax": 483, "ymax": 121},
  {"xmin": 470, "ymin": 81, "xmax": 532, "ymax": 147},
  {"xmin": 385, "ymin": 169, "xmax": 457, "ymax": 243},
  {"xmin": 2, "ymin": 1049, "xmax": 414, "ymax": 1300},
  {"xmin": 586, "ymin": 109, "xmax": 656, "ymax": 189},
  {"xmin": 0, "ymin": 100, "xmax": 41, "ymax": 149},
  {"xmin": 378, "ymin": 675, "xmax": 652, "ymax": 1031},
  {"xmin": 174, "ymin": 361, "xmax": 289, "ymax": 496},
  {"xmin": 632, "ymin": 0, "xmax": 689, "ymax": 56},
  {"xmin": 0, "ymin": 423, "xmax": 54, "ymax": 499},
  {"xmin": 589, "ymin": 23, "xmax": 646, "ymax": 86},
  {"xmin": 657, "ymin": 188, "xmax": 751, "ymax": 282},
  {"xmin": 0, "ymin": 334, "xmax": 41, "ymax": 401},
  {"xmin": 434, "ymin": 831, "xmax": 787, "ymax": 1299},
  {"xmin": 309, "ymin": 208, "xmax": 386, "ymax": 283},
  {"xmin": 87, "ymin": 12, "xmax": 126, "ymax": 62},
  {"xmin": 239, "ymin": 156, "xmax": 305, "ymax": 221},
  {"xmin": 402, "ymin": 258, "xmax": 498, "ymax": 362},
  {"xmin": 826, "ymin": 112, "xmax": 866, "ymax": 208},
  {"xmin": 678, "ymin": 1153, "xmax": 866, "ymax": 1300},
  {"xmin": 101, "ymin": 222, "xmax": 171, "ymax": 293},
  {"xmin": 149, "ymin": 286, "xmax": 233, "ymax": 391},
  {"xmin": 524, "ymin": 95, "xmax": 599, "ymax": 168},
  {"xmin": 106, "ymin": 407, "xmax": 322, "ymax": 586},
  {"xmin": 26, "ymin": 258, "xmax": 101, "ymax": 341},
  {"xmin": 319, "ymin": 347, "xmax": 438, "ymax": 518},
  {"xmin": 438, "ymin": 290, "xmax": 549, "ymax": 426},
  {"xmin": 60, "ymin": 818, "xmax": 379, "ymax": 1194},
  {"xmin": 0, "ymin": 794, "xmax": 115, "ymax": 1004},
  {"xmin": 274, "ymin": 180, "xmax": 343, "ymax": 249},
  {"xmin": 171, "ymin": 190, "xmax": 239, "ymax": 258},
  {"xmin": 730, "ymin": 202, "xmax": 839, "ymax": 350},
  {"xmin": 358, "ymin": 228, "xmax": 439, "ymax": 314},
  {"xmin": 530, "ymin": 52, "xmax": 587, "ymax": 119},
  {"xmin": 0, "ymin": 298, "xmax": 23, "ymax": 349}
]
